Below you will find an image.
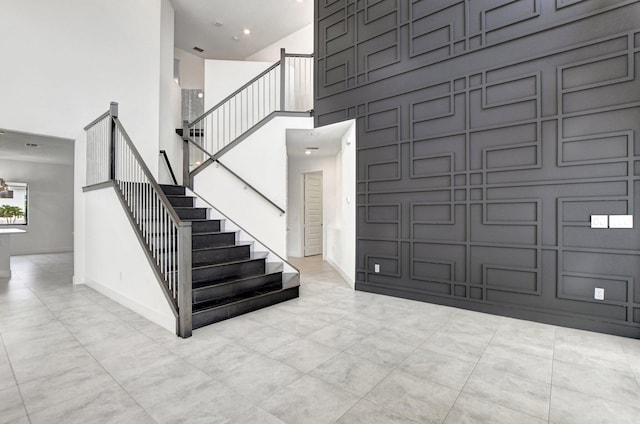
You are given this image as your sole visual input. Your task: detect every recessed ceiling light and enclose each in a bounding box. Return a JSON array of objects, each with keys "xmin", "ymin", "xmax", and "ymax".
[
  {"xmin": 296, "ymin": 0, "xmax": 303, "ymax": 3},
  {"xmin": 243, "ymin": 28, "xmax": 251, "ymax": 35},
  {"xmin": 232, "ymin": 36, "xmax": 239, "ymax": 41},
  {"xmin": 214, "ymin": 21, "xmax": 224, "ymax": 27},
  {"xmin": 305, "ymin": 150, "xmax": 311, "ymax": 155}
]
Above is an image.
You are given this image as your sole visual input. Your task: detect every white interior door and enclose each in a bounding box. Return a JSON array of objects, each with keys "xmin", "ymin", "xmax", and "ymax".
[{"xmin": 304, "ymin": 172, "xmax": 323, "ymax": 256}]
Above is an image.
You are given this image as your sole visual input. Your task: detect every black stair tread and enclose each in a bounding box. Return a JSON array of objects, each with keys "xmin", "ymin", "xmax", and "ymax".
[
  {"xmin": 192, "ymin": 262, "xmax": 283, "ymax": 288},
  {"xmin": 193, "ymin": 262, "xmax": 283, "ymax": 292},
  {"xmin": 192, "ymin": 284, "xmax": 285, "ymax": 312},
  {"xmin": 192, "ymin": 230, "xmax": 238, "ymax": 237},
  {"xmin": 192, "ymin": 241, "xmax": 252, "ymax": 252},
  {"xmin": 192, "ymin": 251, "xmax": 269, "ymax": 270},
  {"xmin": 174, "ymin": 206, "xmax": 208, "ymax": 211}
]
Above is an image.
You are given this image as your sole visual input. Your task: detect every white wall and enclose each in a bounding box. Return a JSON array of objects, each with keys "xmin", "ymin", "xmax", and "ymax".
[
  {"xmin": 193, "ymin": 115, "xmax": 313, "ymax": 257},
  {"xmin": 159, "ymin": 0, "xmax": 183, "ymax": 186},
  {"xmin": 175, "ymin": 48, "xmax": 205, "ymax": 89},
  {"xmin": 204, "ymin": 60, "xmax": 273, "ymax": 110},
  {"xmin": 0, "ymin": 0, "xmax": 173, "ymax": 176},
  {"xmin": 326, "ymin": 123, "xmax": 356, "ymax": 287},
  {"xmin": 246, "ymin": 24, "xmax": 314, "ymax": 62},
  {"xmin": 81, "ymin": 186, "xmax": 176, "ymax": 332},
  {"xmin": 0, "ymin": 159, "xmax": 74, "ymax": 255}
]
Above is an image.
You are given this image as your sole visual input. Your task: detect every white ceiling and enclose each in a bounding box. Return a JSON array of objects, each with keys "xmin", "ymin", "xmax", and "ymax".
[
  {"xmin": 172, "ymin": 0, "xmax": 313, "ymax": 60},
  {"xmin": 0, "ymin": 130, "xmax": 74, "ymax": 165},
  {"xmin": 287, "ymin": 120, "xmax": 354, "ymax": 158}
]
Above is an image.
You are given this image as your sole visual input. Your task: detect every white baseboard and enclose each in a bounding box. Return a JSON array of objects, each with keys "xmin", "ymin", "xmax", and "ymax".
[
  {"xmin": 325, "ymin": 257, "xmax": 355, "ymax": 289},
  {"xmin": 83, "ymin": 279, "xmax": 176, "ymax": 332}
]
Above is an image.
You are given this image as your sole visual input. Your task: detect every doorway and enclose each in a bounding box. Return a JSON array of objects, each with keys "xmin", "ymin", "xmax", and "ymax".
[{"xmin": 303, "ymin": 171, "xmax": 322, "ymax": 256}]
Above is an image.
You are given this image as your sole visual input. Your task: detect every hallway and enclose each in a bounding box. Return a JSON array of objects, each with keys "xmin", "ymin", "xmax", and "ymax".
[{"xmin": 1, "ymin": 253, "xmax": 640, "ymax": 423}]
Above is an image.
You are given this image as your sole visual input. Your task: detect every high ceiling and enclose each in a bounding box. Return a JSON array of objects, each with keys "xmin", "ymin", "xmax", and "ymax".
[
  {"xmin": 172, "ymin": 0, "xmax": 313, "ymax": 60},
  {"xmin": 287, "ymin": 120, "xmax": 354, "ymax": 158},
  {"xmin": 0, "ymin": 130, "xmax": 74, "ymax": 165}
]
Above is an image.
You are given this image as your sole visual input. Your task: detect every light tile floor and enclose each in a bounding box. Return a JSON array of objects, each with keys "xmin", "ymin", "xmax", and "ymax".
[{"xmin": 2, "ymin": 253, "xmax": 640, "ymax": 423}]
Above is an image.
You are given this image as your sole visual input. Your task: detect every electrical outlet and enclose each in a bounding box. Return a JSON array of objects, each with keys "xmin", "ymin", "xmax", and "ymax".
[
  {"xmin": 608, "ymin": 215, "xmax": 633, "ymax": 228},
  {"xmin": 374, "ymin": 264, "xmax": 380, "ymax": 273},
  {"xmin": 594, "ymin": 287, "xmax": 605, "ymax": 301},
  {"xmin": 590, "ymin": 215, "xmax": 608, "ymax": 229}
]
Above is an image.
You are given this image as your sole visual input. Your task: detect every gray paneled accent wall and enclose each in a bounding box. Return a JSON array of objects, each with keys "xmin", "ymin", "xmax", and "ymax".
[{"xmin": 314, "ymin": 0, "xmax": 640, "ymax": 337}]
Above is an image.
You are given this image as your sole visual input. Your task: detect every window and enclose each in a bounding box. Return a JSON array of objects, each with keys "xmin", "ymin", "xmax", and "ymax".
[{"xmin": 0, "ymin": 182, "xmax": 28, "ymax": 225}]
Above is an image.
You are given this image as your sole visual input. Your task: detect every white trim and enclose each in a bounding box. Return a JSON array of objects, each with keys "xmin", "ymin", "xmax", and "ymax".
[
  {"xmin": 326, "ymin": 256, "xmax": 355, "ymax": 289},
  {"xmin": 82, "ymin": 279, "xmax": 176, "ymax": 333}
]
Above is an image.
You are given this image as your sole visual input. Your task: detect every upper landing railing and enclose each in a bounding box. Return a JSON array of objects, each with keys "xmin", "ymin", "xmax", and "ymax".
[{"xmin": 184, "ymin": 49, "xmax": 313, "ymax": 169}]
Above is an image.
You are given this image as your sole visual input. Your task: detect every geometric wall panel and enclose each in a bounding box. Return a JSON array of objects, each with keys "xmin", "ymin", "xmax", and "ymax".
[{"xmin": 316, "ymin": 0, "xmax": 640, "ymax": 337}]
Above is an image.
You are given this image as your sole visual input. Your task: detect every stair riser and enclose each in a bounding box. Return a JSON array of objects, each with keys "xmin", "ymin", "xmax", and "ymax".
[
  {"xmin": 192, "ymin": 245, "xmax": 251, "ymax": 266},
  {"xmin": 192, "ymin": 233, "xmax": 235, "ymax": 249},
  {"xmin": 192, "ymin": 287, "xmax": 299, "ymax": 329},
  {"xmin": 192, "ymin": 220, "xmax": 222, "ymax": 233},
  {"xmin": 167, "ymin": 197, "xmax": 195, "ymax": 207},
  {"xmin": 176, "ymin": 208, "xmax": 207, "ymax": 220},
  {"xmin": 193, "ymin": 259, "xmax": 266, "ymax": 284},
  {"xmin": 193, "ymin": 273, "xmax": 282, "ymax": 305}
]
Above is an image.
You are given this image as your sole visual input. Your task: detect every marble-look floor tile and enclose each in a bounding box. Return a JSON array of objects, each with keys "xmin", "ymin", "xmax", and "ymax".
[
  {"xmin": 335, "ymin": 399, "xmax": 418, "ymax": 424},
  {"xmin": 554, "ymin": 340, "xmax": 631, "ymax": 373},
  {"xmin": 28, "ymin": 386, "xmax": 152, "ymax": 424},
  {"xmin": 306, "ymin": 323, "xmax": 368, "ymax": 350},
  {"xmin": 236, "ymin": 324, "xmax": 300, "ymax": 354},
  {"xmin": 310, "ymin": 352, "xmax": 392, "ymax": 396},
  {"xmin": 120, "ymin": 358, "xmax": 212, "ymax": 409},
  {"xmin": 217, "ymin": 356, "xmax": 302, "ymax": 403},
  {"xmin": 345, "ymin": 334, "xmax": 416, "ymax": 367},
  {"xmin": 550, "ymin": 385, "xmax": 640, "ymax": 424},
  {"xmin": 10, "ymin": 344, "xmax": 97, "ymax": 385},
  {"xmin": 400, "ymin": 348, "xmax": 476, "ymax": 390},
  {"xmin": 19, "ymin": 363, "xmax": 117, "ymax": 414},
  {"xmin": 186, "ymin": 340, "xmax": 261, "ymax": 375},
  {"xmin": 267, "ymin": 338, "xmax": 340, "ymax": 373},
  {"xmin": 552, "ymin": 360, "xmax": 640, "ymax": 405},
  {"xmin": 463, "ymin": 366, "xmax": 551, "ymax": 420},
  {"xmin": 421, "ymin": 331, "xmax": 489, "ymax": 363},
  {"xmin": 476, "ymin": 344, "xmax": 553, "ymax": 384},
  {"xmin": 0, "ymin": 354, "xmax": 15, "ymax": 391},
  {"xmin": 365, "ymin": 370, "xmax": 459, "ymax": 424},
  {"xmin": 146, "ymin": 380, "xmax": 252, "ymax": 423},
  {"xmin": 98, "ymin": 342, "xmax": 178, "ymax": 382},
  {"xmin": 224, "ymin": 406, "xmax": 286, "ymax": 424},
  {"xmin": 272, "ymin": 314, "xmax": 332, "ymax": 337},
  {"xmin": 0, "ymin": 386, "xmax": 27, "ymax": 424},
  {"xmin": 261, "ymin": 375, "xmax": 360, "ymax": 424},
  {"xmin": 445, "ymin": 393, "xmax": 546, "ymax": 424}
]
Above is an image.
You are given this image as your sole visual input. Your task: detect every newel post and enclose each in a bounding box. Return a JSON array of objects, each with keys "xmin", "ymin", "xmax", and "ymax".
[
  {"xmin": 109, "ymin": 102, "xmax": 118, "ymax": 181},
  {"xmin": 182, "ymin": 120, "xmax": 190, "ymax": 189},
  {"xmin": 280, "ymin": 48, "xmax": 286, "ymax": 111},
  {"xmin": 177, "ymin": 222, "xmax": 192, "ymax": 338}
]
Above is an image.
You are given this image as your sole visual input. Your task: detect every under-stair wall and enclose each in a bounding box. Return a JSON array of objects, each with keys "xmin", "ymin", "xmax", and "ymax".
[{"xmin": 192, "ymin": 115, "xmax": 313, "ymax": 257}]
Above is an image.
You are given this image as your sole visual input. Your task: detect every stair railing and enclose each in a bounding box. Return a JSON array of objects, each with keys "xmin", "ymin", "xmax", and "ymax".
[
  {"xmin": 185, "ymin": 48, "xmax": 314, "ymax": 164},
  {"xmin": 84, "ymin": 102, "xmax": 192, "ymax": 338}
]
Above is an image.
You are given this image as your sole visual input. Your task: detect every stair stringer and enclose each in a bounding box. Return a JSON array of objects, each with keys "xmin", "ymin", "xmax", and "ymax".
[{"xmin": 189, "ymin": 188, "xmax": 300, "ymax": 289}]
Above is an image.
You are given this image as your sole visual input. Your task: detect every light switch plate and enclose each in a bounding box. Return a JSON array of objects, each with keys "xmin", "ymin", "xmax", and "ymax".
[
  {"xmin": 608, "ymin": 215, "xmax": 633, "ymax": 228},
  {"xmin": 374, "ymin": 264, "xmax": 380, "ymax": 273},
  {"xmin": 590, "ymin": 215, "xmax": 608, "ymax": 229}
]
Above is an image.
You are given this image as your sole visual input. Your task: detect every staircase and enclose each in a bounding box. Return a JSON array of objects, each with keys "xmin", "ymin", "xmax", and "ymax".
[{"xmin": 160, "ymin": 184, "xmax": 299, "ymax": 329}]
